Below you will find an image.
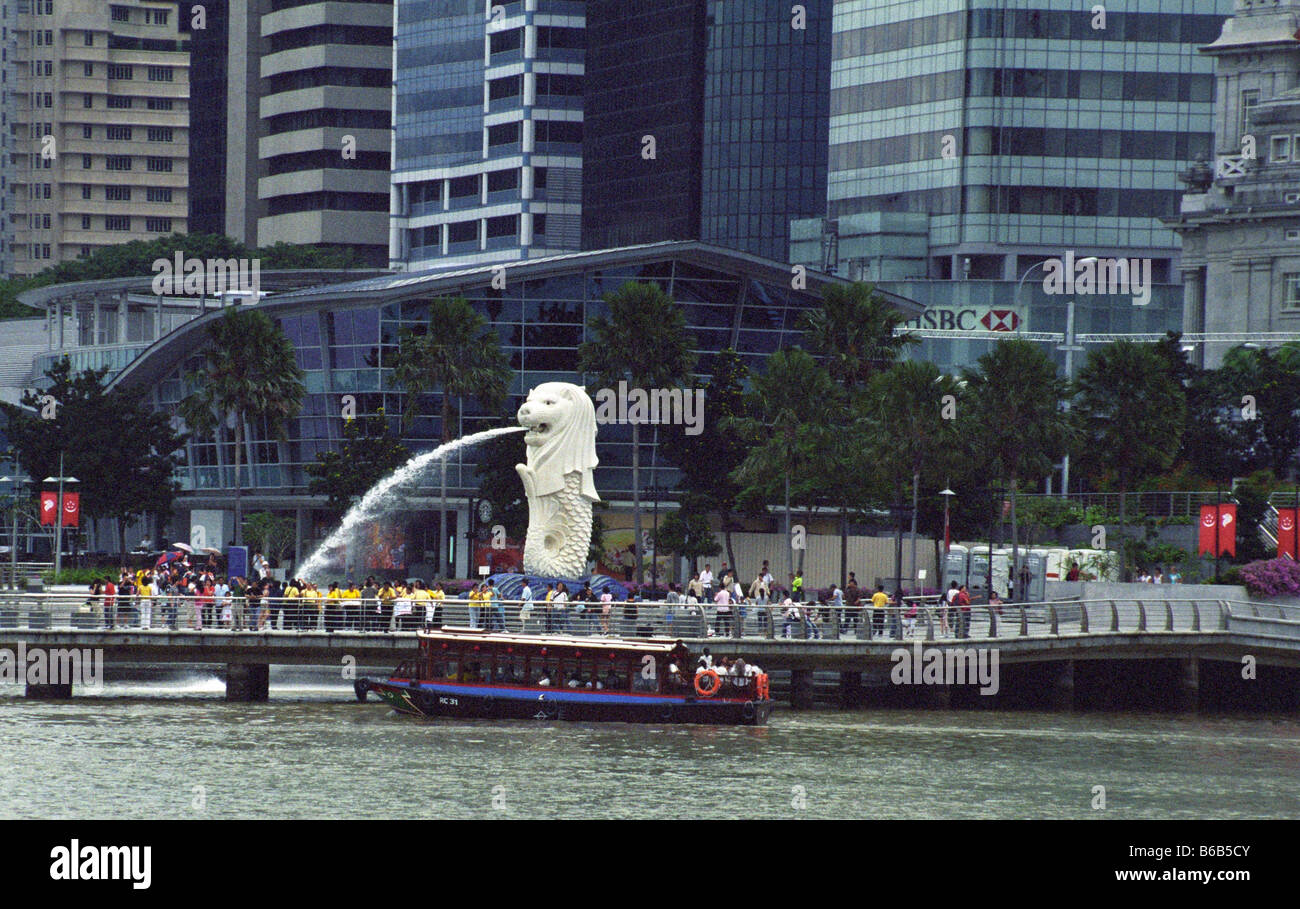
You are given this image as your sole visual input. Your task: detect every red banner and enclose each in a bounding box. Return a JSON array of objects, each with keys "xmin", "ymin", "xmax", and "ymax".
[
  {"xmin": 1199, "ymin": 504, "xmax": 1237, "ymax": 556},
  {"xmin": 61, "ymin": 492, "xmax": 79, "ymax": 527},
  {"xmin": 39, "ymin": 492, "xmax": 57, "ymax": 526},
  {"xmin": 1279, "ymin": 508, "xmax": 1299, "ymax": 559}
]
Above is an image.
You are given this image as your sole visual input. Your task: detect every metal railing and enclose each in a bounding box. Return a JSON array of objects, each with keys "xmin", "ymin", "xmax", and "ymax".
[{"xmin": 2, "ymin": 593, "xmax": 1297, "ymax": 644}]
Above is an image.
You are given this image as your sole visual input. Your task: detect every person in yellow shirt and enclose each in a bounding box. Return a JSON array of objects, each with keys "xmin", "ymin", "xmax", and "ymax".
[
  {"xmin": 467, "ymin": 584, "xmax": 484, "ymax": 629},
  {"xmin": 429, "ymin": 582, "xmax": 446, "ymax": 629},
  {"xmin": 410, "ymin": 581, "xmax": 432, "ymax": 630},
  {"xmin": 137, "ymin": 575, "xmax": 154, "ymax": 629},
  {"xmin": 870, "ymin": 585, "xmax": 889, "ymax": 639},
  {"xmin": 282, "ymin": 579, "xmax": 300, "ymax": 629},
  {"xmin": 377, "ymin": 581, "xmax": 397, "ymax": 632},
  {"xmin": 343, "ymin": 582, "xmax": 362, "ymax": 630},
  {"xmin": 325, "ymin": 582, "xmax": 344, "ymax": 632},
  {"xmin": 300, "ymin": 583, "xmax": 321, "ymax": 631}
]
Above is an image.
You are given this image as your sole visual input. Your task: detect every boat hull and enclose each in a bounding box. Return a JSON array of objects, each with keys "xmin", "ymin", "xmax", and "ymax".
[{"xmin": 366, "ymin": 678, "xmax": 772, "ymax": 726}]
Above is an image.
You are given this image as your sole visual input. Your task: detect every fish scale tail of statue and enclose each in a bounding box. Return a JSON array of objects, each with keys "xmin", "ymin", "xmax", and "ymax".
[{"xmin": 516, "ymin": 382, "xmax": 600, "ymax": 580}]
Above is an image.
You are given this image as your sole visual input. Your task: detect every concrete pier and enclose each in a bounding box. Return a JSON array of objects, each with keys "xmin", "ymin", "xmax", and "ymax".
[
  {"xmin": 26, "ymin": 681, "xmax": 72, "ymax": 699},
  {"xmin": 1052, "ymin": 660, "xmax": 1075, "ymax": 711},
  {"xmin": 789, "ymin": 669, "xmax": 815, "ymax": 710},
  {"xmin": 226, "ymin": 663, "xmax": 270, "ymax": 702}
]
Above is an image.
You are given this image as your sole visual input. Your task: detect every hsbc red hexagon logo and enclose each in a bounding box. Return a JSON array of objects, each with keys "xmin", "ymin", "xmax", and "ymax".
[{"xmin": 981, "ymin": 310, "xmax": 1021, "ymax": 332}]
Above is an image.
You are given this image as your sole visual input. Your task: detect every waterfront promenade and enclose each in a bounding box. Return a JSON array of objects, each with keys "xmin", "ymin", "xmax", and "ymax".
[{"xmin": 2, "ymin": 591, "xmax": 1298, "ymax": 709}]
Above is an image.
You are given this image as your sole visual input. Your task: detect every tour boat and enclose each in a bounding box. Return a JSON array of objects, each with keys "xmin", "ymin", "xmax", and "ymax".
[{"xmin": 359, "ymin": 627, "xmax": 773, "ymax": 725}]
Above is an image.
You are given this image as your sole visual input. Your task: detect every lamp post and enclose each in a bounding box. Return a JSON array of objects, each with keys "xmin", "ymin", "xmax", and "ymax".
[
  {"xmin": 648, "ymin": 484, "xmax": 666, "ymax": 594},
  {"xmin": 0, "ymin": 475, "xmax": 31, "ymax": 589},
  {"xmin": 940, "ymin": 486, "xmax": 955, "ymax": 556},
  {"xmin": 44, "ymin": 453, "xmax": 79, "ymax": 580}
]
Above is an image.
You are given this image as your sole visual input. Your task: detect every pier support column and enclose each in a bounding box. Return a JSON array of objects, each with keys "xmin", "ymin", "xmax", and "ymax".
[
  {"xmin": 838, "ymin": 671, "xmax": 862, "ymax": 708},
  {"xmin": 925, "ymin": 685, "xmax": 952, "ymax": 709},
  {"xmin": 1052, "ymin": 660, "xmax": 1075, "ymax": 711},
  {"xmin": 789, "ymin": 669, "xmax": 815, "ymax": 710},
  {"xmin": 226, "ymin": 663, "xmax": 270, "ymax": 702},
  {"xmin": 26, "ymin": 681, "xmax": 72, "ymax": 699},
  {"xmin": 1174, "ymin": 658, "xmax": 1199, "ymax": 712}
]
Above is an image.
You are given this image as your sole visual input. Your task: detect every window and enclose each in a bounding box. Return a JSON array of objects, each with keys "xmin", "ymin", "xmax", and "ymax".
[
  {"xmin": 106, "ymin": 125, "xmax": 132, "ymax": 140},
  {"xmin": 83, "ymin": 62, "xmax": 93, "ymax": 77},
  {"xmin": 82, "ymin": 154, "xmax": 91, "ymax": 168},
  {"xmin": 147, "ymin": 126, "xmax": 172, "ymax": 142},
  {"xmin": 110, "ymin": 6, "xmax": 129, "ymax": 22},
  {"xmin": 44, "ymin": 30, "xmax": 52, "ymax": 45},
  {"xmin": 105, "ymin": 155, "xmax": 131, "ymax": 170},
  {"xmin": 80, "ymin": 184, "xmax": 91, "ymax": 199},
  {"xmin": 145, "ymin": 9, "xmax": 168, "ymax": 25},
  {"xmin": 448, "ymin": 220, "xmax": 477, "ymax": 243},
  {"xmin": 83, "ymin": 93, "xmax": 92, "ymax": 108},
  {"xmin": 145, "ymin": 217, "xmax": 172, "ymax": 232},
  {"xmin": 146, "ymin": 97, "xmax": 173, "ymax": 110},
  {"xmin": 42, "ymin": 91, "xmax": 51, "ymax": 108},
  {"xmin": 43, "ymin": 183, "xmax": 50, "ymax": 199},
  {"xmin": 1272, "ymin": 135, "xmax": 1291, "ymax": 163},
  {"xmin": 105, "ymin": 215, "xmax": 130, "ymax": 231},
  {"xmin": 147, "ymin": 66, "xmax": 172, "ymax": 82},
  {"xmin": 1241, "ymin": 90, "xmax": 1261, "ymax": 139},
  {"xmin": 106, "ymin": 185, "xmax": 130, "ymax": 201},
  {"xmin": 81, "ymin": 214, "xmax": 91, "ymax": 229},
  {"xmin": 84, "ymin": 32, "xmax": 93, "ymax": 47},
  {"xmin": 146, "ymin": 187, "xmax": 171, "ymax": 202},
  {"xmin": 107, "ymin": 64, "xmax": 132, "ymax": 80},
  {"xmin": 82, "ymin": 125, "xmax": 92, "ymax": 139},
  {"xmin": 146, "ymin": 156, "xmax": 172, "ymax": 172},
  {"xmin": 107, "ymin": 96, "xmax": 132, "ymax": 109},
  {"xmin": 80, "ymin": 246, "xmax": 91, "ymax": 257},
  {"xmin": 1283, "ymin": 274, "xmax": 1300, "ymax": 311}
]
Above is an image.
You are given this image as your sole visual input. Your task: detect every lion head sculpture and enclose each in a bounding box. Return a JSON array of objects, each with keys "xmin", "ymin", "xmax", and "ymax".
[{"xmin": 516, "ymin": 382, "xmax": 600, "ymax": 501}]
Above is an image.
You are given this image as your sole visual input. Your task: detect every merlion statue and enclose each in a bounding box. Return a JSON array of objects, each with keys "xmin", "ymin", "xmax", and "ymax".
[{"xmin": 516, "ymin": 382, "xmax": 600, "ymax": 579}]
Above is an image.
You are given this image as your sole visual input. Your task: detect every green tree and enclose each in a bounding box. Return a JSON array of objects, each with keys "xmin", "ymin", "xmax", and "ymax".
[
  {"xmin": 961, "ymin": 339, "xmax": 1072, "ymax": 590},
  {"xmin": 660, "ymin": 348, "xmax": 748, "ymax": 572},
  {"xmin": 727, "ymin": 348, "xmax": 842, "ymax": 584},
  {"xmin": 0, "ymin": 359, "xmax": 184, "ymax": 556},
  {"xmin": 862, "ymin": 360, "xmax": 963, "ymax": 589},
  {"xmin": 305, "ymin": 408, "xmax": 410, "ymax": 515},
  {"xmin": 1216, "ymin": 343, "xmax": 1300, "ymax": 477},
  {"xmin": 1072, "ymin": 340, "xmax": 1186, "ymax": 578},
  {"xmin": 388, "ymin": 296, "xmax": 510, "ymax": 570},
  {"xmin": 578, "ymin": 281, "xmax": 697, "ymax": 582},
  {"xmin": 653, "ymin": 498, "xmax": 721, "ymax": 576},
  {"xmin": 242, "ymin": 511, "xmax": 296, "ymax": 565},
  {"xmin": 799, "ymin": 281, "xmax": 918, "ymax": 585},
  {"xmin": 178, "ymin": 307, "xmax": 306, "ymax": 546},
  {"xmin": 474, "ymin": 427, "xmax": 528, "ymax": 540}
]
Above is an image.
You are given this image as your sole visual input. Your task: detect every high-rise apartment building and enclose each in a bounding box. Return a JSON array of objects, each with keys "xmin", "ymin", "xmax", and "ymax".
[
  {"xmin": 9, "ymin": 0, "xmax": 190, "ymax": 277},
  {"xmin": 389, "ymin": 0, "xmax": 585, "ymax": 270}
]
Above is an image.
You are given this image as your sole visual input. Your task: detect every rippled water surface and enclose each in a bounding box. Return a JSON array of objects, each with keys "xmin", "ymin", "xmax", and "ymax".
[{"xmin": 2, "ymin": 672, "xmax": 1297, "ymax": 819}]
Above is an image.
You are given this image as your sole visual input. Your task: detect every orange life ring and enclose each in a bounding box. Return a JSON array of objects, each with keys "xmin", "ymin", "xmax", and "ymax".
[{"xmin": 694, "ymin": 669, "xmax": 721, "ymax": 698}]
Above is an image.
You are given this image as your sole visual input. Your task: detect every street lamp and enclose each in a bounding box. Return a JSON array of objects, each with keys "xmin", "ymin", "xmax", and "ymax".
[
  {"xmin": 0, "ymin": 475, "xmax": 31, "ymax": 590},
  {"xmin": 940, "ymin": 486, "xmax": 956, "ymax": 556},
  {"xmin": 43, "ymin": 452, "xmax": 79, "ymax": 580},
  {"xmin": 1052, "ymin": 257, "xmax": 1098, "ymax": 498}
]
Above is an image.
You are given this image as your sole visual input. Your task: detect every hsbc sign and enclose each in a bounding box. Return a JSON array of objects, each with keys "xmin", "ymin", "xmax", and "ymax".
[{"xmin": 905, "ymin": 308, "xmax": 1023, "ymax": 332}]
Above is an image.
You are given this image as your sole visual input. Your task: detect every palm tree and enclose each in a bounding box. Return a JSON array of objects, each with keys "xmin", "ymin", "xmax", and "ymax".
[
  {"xmin": 800, "ymin": 281, "xmax": 918, "ymax": 585},
  {"xmin": 1073, "ymin": 340, "xmax": 1185, "ymax": 579},
  {"xmin": 578, "ymin": 282, "xmax": 696, "ymax": 583},
  {"xmin": 179, "ymin": 306, "xmax": 306, "ymax": 547},
  {"xmin": 388, "ymin": 297, "xmax": 510, "ymax": 574},
  {"xmin": 727, "ymin": 348, "xmax": 842, "ymax": 586},
  {"xmin": 862, "ymin": 360, "xmax": 962, "ymax": 590},
  {"xmin": 960, "ymin": 339, "xmax": 1071, "ymax": 595}
]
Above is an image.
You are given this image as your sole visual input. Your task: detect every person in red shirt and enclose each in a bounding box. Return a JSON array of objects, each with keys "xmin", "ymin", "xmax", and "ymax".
[
  {"xmin": 103, "ymin": 577, "xmax": 117, "ymax": 629},
  {"xmin": 956, "ymin": 584, "xmax": 972, "ymax": 639}
]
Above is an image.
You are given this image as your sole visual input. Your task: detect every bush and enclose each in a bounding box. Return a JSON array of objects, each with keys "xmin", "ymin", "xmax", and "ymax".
[
  {"xmin": 1237, "ymin": 559, "xmax": 1300, "ymax": 598},
  {"xmin": 41, "ymin": 567, "xmax": 114, "ymax": 586}
]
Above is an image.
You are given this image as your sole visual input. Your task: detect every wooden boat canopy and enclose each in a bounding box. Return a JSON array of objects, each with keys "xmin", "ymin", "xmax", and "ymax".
[{"xmin": 418, "ymin": 626, "xmax": 685, "ymax": 655}]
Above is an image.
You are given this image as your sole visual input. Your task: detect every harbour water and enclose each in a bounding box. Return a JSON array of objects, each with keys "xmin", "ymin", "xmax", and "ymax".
[{"xmin": 2, "ymin": 668, "xmax": 1297, "ymax": 819}]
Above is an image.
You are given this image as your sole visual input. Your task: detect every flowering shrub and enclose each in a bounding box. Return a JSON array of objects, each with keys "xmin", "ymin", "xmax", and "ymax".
[{"xmin": 1238, "ymin": 558, "xmax": 1300, "ymax": 598}]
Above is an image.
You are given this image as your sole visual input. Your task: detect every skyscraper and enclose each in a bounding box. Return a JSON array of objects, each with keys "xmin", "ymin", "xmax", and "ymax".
[
  {"xmin": 389, "ymin": 0, "xmax": 585, "ymax": 270},
  {"xmin": 811, "ymin": 0, "xmax": 1232, "ymax": 283},
  {"xmin": 10, "ymin": 0, "xmax": 190, "ymax": 276}
]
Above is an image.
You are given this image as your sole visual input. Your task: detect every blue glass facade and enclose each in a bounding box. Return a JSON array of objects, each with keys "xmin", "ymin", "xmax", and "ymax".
[{"xmin": 701, "ymin": 0, "xmax": 831, "ymax": 262}]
